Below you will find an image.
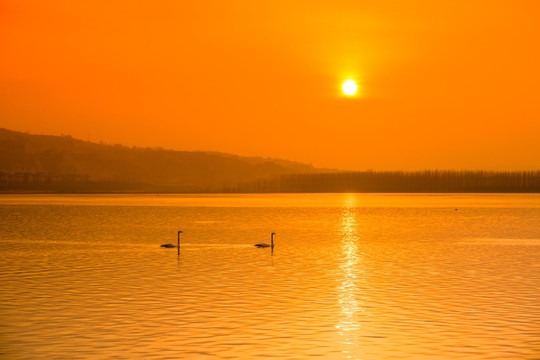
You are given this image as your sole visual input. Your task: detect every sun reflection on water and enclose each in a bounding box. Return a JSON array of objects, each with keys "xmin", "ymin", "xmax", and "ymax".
[{"xmin": 336, "ymin": 205, "xmax": 364, "ymax": 358}]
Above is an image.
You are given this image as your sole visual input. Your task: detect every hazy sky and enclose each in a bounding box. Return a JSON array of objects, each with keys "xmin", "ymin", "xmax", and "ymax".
[{"xmin": 1, "ymin": 0, "xmax": 539, "ymax": 170}]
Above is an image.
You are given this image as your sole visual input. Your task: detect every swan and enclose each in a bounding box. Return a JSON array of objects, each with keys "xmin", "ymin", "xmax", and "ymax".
[
  {"xmin": 161, "ymin": 230, "xmax": 182, "ymax": 248},
  {"xmin": 255, "ymin": 232, "xmax": 275, "ymax": 248}
]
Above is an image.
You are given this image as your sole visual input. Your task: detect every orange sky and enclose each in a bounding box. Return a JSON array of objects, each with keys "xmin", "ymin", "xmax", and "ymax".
[{"xmin": 1, "ymin": 0, "xmax": 539, "ymax": 170}]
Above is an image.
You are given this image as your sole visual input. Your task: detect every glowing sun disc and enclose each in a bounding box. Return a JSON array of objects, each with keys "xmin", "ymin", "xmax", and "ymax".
[{"xmin": 342, "ymin": 80, "xmax": 358, "ymax": 96}]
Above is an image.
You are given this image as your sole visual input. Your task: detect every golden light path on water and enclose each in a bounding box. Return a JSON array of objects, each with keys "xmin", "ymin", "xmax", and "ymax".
[{"xmin": 337, "ymin": 195, "xmax": 364, "ymax": 359}]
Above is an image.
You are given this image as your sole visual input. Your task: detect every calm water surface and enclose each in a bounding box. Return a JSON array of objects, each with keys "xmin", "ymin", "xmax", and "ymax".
[{"xmin": 1, "ymin": 194, "xmax": 539, "ymax": 359}]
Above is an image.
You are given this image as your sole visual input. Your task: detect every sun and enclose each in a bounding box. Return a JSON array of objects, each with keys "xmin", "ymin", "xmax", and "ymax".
[{"xmin": 342, "ymin": 79, "xmax": 358, "ymax": 96}]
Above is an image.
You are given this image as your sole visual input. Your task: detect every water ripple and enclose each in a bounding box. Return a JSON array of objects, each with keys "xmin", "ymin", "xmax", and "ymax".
[{"xmin": 1, "ymin": 196, "xmax": 539, "ymax": 359}]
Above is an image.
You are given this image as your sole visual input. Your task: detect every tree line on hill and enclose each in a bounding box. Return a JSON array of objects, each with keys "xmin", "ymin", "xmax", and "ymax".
[
  {"xmin": 3, "ymin": 169, "xmax": 539, "ymax": 193},
  {"xmin": 232, "ymin": 170, "xmax": 540, "ymax": 193}
]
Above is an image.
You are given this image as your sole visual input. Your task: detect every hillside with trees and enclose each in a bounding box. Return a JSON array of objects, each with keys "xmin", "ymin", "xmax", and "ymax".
[
  {"xmin": 0, "ymin": 128, "xmax": 317, "ymax": 192},
  {"xmin": 1, "ymin": 128, "xmax": 538, "ymax": 193}
]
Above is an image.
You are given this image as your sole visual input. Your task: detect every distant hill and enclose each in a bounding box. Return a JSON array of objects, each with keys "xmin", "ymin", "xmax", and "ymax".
[
  {"xmin": 0, "ymin": 128, "xmax": 318, "ymax": 192},
  {"xmin": 4, "ymin": 128, "xmax": 536, "ymax": 193}
]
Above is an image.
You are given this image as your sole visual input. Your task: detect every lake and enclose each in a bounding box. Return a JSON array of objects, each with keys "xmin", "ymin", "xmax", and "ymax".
[{"xmin": 1, "ymin": 194, "xmax": 539, "ymax": 359}]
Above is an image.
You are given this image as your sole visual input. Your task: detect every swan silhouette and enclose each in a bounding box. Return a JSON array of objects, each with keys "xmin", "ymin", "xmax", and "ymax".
[
  {"xmin": 255, "ymin": 232, "xmax": 275, "ymax": 248},
  {"xmin": 161, "ymin": 230, "xmax": 182, "ymax": 248}
]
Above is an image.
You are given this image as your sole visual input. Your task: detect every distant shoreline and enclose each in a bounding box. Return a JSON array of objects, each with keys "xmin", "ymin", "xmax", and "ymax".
[
  {"xmin": 2, "ymin": 129, "xmax": 539, "ymax": 194},
  {"xmin": 2, "ymin": 170, "xmax": 540, "ymax": 193},
  {"xmin": 1, "ymin": 190, "xmax": 539, "ymax": 195}
]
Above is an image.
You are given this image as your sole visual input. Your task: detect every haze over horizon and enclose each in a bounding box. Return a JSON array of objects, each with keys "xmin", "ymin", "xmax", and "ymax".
[{"xmin": 1, "ymin": 1, "xmax": 539, "ymax": 171}]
